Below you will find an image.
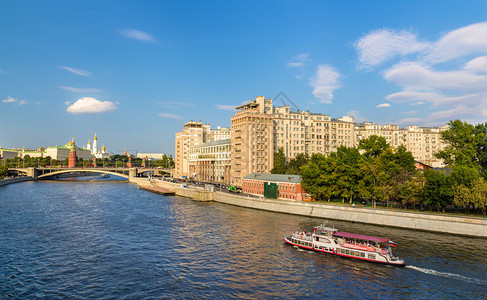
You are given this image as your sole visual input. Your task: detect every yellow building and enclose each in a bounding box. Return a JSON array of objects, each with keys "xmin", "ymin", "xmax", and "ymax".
[
  {"xmin": 272, "ymin": 105, "xmax": 355, "ymax": 159},
  {"xmin": 174, "ymin": 121, "xmax": 230, "ymax": 179},
  {"xmin": 230, "ymin": 96, "xmax": 274, "ymax": 187},
  {"xmin": 188, "ymin": 139, "xmax": 231, "ymax": 184},
  {"xmin": 355, "ymin": 122, "xmax": 448, "ymax": 167}
]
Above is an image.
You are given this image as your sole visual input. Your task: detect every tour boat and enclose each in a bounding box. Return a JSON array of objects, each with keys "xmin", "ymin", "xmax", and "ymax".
[{"xmin": 284, "ymin": 224, "xmax": 405, "ymax": 266}]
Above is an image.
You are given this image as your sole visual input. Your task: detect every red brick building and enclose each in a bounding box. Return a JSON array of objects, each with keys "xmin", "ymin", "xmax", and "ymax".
[{"xmin": 242, "ymin": 173, "xmax": 311, "ymax": 201}]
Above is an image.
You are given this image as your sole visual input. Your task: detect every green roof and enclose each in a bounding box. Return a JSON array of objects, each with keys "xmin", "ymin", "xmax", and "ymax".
[{"xmin": 243, "ymin": 173, "xmax": 302, "ymax": 183}]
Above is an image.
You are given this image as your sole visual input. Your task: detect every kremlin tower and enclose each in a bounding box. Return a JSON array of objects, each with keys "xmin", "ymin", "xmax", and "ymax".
[
  {"xmin": 68, "ymin": 137, "xmax": 77, "ymax": 168},
  {"xmin": 86, "ymin": 133, "xmax": 110, "ymax": 159},
  {"xmin": 92, "ymin": 133, "xmax": 98, "ymax": 155}
]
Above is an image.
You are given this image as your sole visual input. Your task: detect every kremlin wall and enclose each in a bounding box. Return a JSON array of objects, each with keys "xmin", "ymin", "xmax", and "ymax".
[{"xmin": 0, "ymin": 133, "xmax": 110, "ymax": 162}]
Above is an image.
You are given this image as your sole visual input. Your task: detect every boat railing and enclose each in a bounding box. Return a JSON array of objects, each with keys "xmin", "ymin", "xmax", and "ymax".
[{"xmin": 292, "ymin": 232, "xmax": 313, "ymax": 241}]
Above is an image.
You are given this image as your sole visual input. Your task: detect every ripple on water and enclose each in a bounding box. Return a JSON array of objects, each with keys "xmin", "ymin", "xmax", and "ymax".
[{"xmin": 1, "ymin": 181, "xmax": 487, "ymax": 299}]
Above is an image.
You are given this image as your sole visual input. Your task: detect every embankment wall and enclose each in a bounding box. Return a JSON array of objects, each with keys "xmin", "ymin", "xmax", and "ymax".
[
  {"xmin": 0, "ymin": 176, "xmax": 33, "ymax": 187},
  {"xmin": 131, "ymin": 178, "xmax": 487, "ymax": 237}
]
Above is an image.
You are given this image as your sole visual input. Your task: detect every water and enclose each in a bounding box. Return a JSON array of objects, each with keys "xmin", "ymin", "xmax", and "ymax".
[{"xmin": 1, "ymin": 180, "xmax": 486, "ymax": 299}]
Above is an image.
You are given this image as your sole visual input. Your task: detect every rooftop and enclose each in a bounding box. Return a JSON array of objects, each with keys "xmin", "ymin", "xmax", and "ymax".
[
  {"xmin": 193, "ymin": 139, "xmax": 231, "ymax": 148},
  {"xmin": 243, "ymin": 173, "xmax": 302, "ymax": 183}
]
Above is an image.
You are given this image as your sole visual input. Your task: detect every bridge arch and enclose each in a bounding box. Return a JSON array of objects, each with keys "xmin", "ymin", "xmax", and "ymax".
[{"xmin": 37, "ymin": 169, "xmax": 129, "ymax": 179}]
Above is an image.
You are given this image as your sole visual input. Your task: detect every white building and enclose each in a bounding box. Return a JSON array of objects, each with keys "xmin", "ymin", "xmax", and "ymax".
[
  {"xmin": 86, "ymin": 133, "xmax": 110, "ymax": 159},
  {"xmin": 136, "ymin": 153, "xmax": 166, "ymax": 160}
]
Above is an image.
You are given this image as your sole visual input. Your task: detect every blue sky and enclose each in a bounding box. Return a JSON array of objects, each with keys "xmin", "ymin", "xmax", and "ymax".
[{"xmin": 1, "ymin": 1, "xmax": 487, "ymax": 155}]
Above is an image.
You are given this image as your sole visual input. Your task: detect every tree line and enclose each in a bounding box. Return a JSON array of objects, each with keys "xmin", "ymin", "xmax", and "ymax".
[
  {"xmin": 272, "ymin": 120, "xmax": 487, "ymax": 216},
  {"xmin": 0, "ymin": 154, "xmax": 174, "ymax": 173}
]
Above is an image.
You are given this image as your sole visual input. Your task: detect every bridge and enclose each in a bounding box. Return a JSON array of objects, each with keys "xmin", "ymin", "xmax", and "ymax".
[{"xmin": 9, "ymin": 167, "xmax": 172, "ymax": 180}]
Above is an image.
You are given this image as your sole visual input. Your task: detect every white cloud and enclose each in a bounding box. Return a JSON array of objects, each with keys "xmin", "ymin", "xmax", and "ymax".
[
  {"xmin": 376, "ymin": 103, "xmax": 390, "ymax": 108},
  {"xmin": 352, "ymin": 22, "xmax": 487, "ymax": 125},
  {"xmin": 465, "ymin": 56, "xmax": 487, "ymax": 73},
  {"xmin": 120, "ymin": 29, "xmax": 155, "ymax": 42},
  {"xmin": 216, "ymin": 104, "xmax": 235, "ymax": 111},
  {"xmin": 424, "ymin": 22, "xmax": 487, "ymax": 63},
  {"xmin": 386, "ymin": 90, "xmax": 462, "ymax": 106},
  {"xmin": 2, "ymin": 96, "xmax": 27, "ymax": 106},
  {"xmin": 2, "ymin": 96, "xmax": 16, "ymax": 103},
  {"xmin": 309, "ymin": 64, "xmax": 342, "ymax": 104},
  {"xmin": 158, "ymin": 113, "xmax": 183, "ymax": 120},
  {"xmin": 58, "ymin": 66, "xmax": 91, "ymax": 77},
  {"xmin": 66, "ymin": 97, "xmax": 117, "ymax": 114},
  {"xmin": 384, "ymin": 62, "xmax": 487, "ymax": 93},
  {"xmin": 347, "ymin": 110, "xmax": 367, "ymax": 123},
  {"xmin": 59, "ymin": 86, "xmax": 103, "ymax": 93},
  {"xmin": 355, "ymin": 29, "xmax": 428, "ymax": 69},
  {"xmin": 287, "ymin": 53, "xmax": 310, "ymax": 68}
]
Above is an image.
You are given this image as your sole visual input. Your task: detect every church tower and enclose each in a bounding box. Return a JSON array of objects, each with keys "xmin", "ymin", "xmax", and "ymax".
[
  {"xmin": 87, "ymin": 140, "xmax": 92, "ymax": 151},
  {"xmin": 68, "ymin": 137, "xmax": 77, "ymax": 168},
  {"xmin": 92, "ymin": 133, "xmax": 98, "ymax": 155}
]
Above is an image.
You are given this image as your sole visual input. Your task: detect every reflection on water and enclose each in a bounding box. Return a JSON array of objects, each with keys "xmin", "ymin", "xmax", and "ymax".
[{"xmin": 0, "ymin": 181, "xmax": 486, "ymax": 299}]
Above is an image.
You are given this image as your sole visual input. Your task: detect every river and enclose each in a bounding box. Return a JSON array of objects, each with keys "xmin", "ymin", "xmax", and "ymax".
[{"xmin": 1, "ymin": 179, "xmax": 486, "ymax": 299}]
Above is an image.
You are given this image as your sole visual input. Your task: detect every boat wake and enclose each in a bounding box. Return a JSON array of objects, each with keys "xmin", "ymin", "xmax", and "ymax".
[{"xmin": 406, "ymin": 265, "xmax": 487, "ymax": 285}]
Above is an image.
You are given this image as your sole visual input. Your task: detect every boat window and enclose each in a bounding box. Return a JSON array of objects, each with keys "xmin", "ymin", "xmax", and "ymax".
[
  {"xmin": 360, "ymin": 252, "xmax": 365, "ymax": 258},
  {"xmin": 346, "ymin": 250, "xmax": 350, "ymax": 255},
  {"xmin": 368, "ymin": 254, "xmax": 376, "ymax": 259}
]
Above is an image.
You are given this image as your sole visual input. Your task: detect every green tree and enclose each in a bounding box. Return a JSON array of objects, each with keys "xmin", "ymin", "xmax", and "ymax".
[
  {"xmin": 471, "ymin": 178, "xmax": 487, "ymax": 215},
  {"xmin": 423, "ymin": 169, "xmax": 452, "ymax": 211},
  {"xmin": 358, "ymin": 135, "xmax": 389, "ymax": 159},
  {"xmin": 287, "ymin": 153, "xmax": 309, "ymax": 175},
  {"xmin": 374, "ymin": 146, "xmax": 417, "ymax": 207},
  {"xmin": 0, "ymin": 165, "xmax": 8, "ymax": 179},
  {"xmin": 450, "ymin": 166, "xmax": 482, "ymax": 214},
  {"xmin": 332, "ymin": 146, "xmax": 364, "ymax": 203},
  {"xmin": 450, "ymin": 165, "xmax": 480, "ymax": 187},
  {"xmin": 397, "ymin": 176, "xmax": 424, "ymax": 209},
  {"xmin": 435, "ymin": 120, "xmax": 484, "ymax": 168},
  {"xmin": 271, "ymin": 147, "xmax": 287, "ymax": 174},
  {"xmin": 475, "ymin": 122, "xmax": 487, "ymax": 177},
  {"xmin": 301, "ymin": 153, "xmax": 338, "ymax": 201}
]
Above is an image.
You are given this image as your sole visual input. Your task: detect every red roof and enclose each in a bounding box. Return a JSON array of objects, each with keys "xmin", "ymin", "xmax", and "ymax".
[{"xmin": 333, "ymin": 231, "xmax": 389, "ymax": 243}]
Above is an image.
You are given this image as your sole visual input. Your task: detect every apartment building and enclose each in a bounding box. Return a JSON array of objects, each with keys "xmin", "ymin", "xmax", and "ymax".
[
  {"xmin": 176, "ymin": 96, "xmax": 449, "ymax": 185},
  {"xmin": 272, "ymin": 105, "xmax": 355, "ymax": 159},
  {"xmin": 175, "ymin": 120, "xmax": 231, "ymax": 179},
  {"xmin": 405, "ymin": 125, "xmax": 448, "ymax": 167},
  {"xmin": 188, "ymin": 139, "xmax": 231, "ymax": 184},
  {"xmin": 230, "ymin": 96, "xmax": 274, "ymax": 187},
  {"xmin": 355, "ymin": 122, "xmax": 448, "ymax": 167},
  {"xmin": 174, "ymin": 121, "xmax": 209, "ymax": 178}
]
